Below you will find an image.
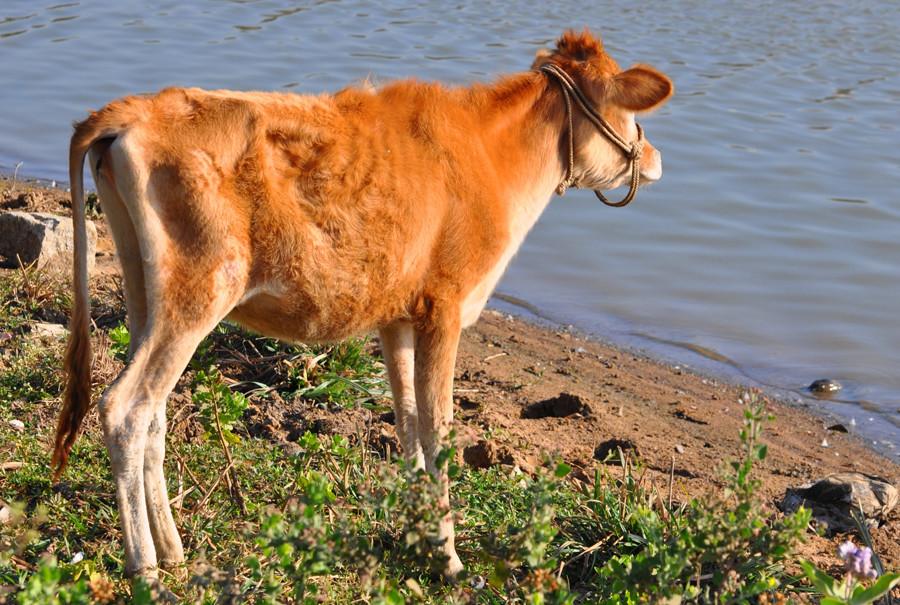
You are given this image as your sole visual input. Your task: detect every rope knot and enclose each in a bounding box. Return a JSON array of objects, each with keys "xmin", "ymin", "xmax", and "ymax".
[{"xmin": 628, "ymin": 138, "xmax": 644, "ymax": 161}]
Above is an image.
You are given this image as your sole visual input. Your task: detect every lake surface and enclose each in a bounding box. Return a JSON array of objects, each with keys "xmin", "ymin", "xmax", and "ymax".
[{"xmin": 1, "ymin": 1, "xmax": 898, "ymax": 458}]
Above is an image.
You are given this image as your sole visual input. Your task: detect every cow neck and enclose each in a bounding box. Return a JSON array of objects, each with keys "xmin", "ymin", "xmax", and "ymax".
[{"xmin": 473, "ymin": 72, "xmax": 568, "ymax": 225}]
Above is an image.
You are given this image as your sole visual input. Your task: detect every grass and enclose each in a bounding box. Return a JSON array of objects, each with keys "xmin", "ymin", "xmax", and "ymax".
[{"xmin": 0, "ymin": 265, "xmax": 895, "ymax": 604}]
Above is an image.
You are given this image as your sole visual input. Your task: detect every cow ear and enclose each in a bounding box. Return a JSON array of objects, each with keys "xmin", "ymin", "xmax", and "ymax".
[
  {"xmin": 531, "ymin": 47, "xmax": 554, "ymax": 69},
  {"xmin": 608, "ymin": 65, "xmax": 673, "ymax": 112}
]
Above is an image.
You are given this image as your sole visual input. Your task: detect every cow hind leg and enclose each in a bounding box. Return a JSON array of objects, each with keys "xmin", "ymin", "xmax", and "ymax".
[
  {"xmin": 90, "ymin": 143, "xmax": 149, "ymax": 355},
  {"xmin": 101, "ymin": 265, "xmax": 244, "ymax": 581},
  {"xmin": 379, "ymin": 321, "xmax": 425, "ymax": 468},
  {"xmin": 144, "ymin": 403, "xmax": 184, "ymax": 573},
  {"xmin": 100, "ymin": 323, "xmax": 210, "ymax": 579}
]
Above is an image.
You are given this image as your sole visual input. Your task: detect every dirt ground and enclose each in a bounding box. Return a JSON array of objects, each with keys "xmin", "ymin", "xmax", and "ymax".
[
  {"xmin": 452, "ymin": 309, "xmax": 900, "ymax": 569},
  {"xmin": 3, "ymin": 177, "xmax": 899, "ymax": 572}
]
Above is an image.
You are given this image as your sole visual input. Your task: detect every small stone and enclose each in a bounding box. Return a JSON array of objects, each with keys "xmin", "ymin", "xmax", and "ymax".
[
  {"xmin": 809, "ymin": 378, "xmax": 842, "ymax": 396},
  {"xmin": 674, "ymin": 444, "xmax": 685, "ymax": 454},
  {"xmin": 404, "ymin": 578, "xmax": 424, "ymax": 598},
  {"xmin": 821, "ymin": 438, "xmax": 829, "ymax": 448},
  {"xmin": 280, "ymin": 441, "xmax": 302, "ymax": 457},
  {"xmin": 673, "ymin": 409, "xmax": 709, "ymax": 425},
  {"xmin": 0, "ymin": 506, "xmax": 10, "ymax": 525},
  {"xmin": 827, "ymin": 423, "xmax": 849, "ymax": 433},
  {"xmin": 29, "ymin": 322, "xmax": 68, "ymax": 339},
  {"xmin": 8, "ymin": 419, "xmax": 24, "ymax": 432}
]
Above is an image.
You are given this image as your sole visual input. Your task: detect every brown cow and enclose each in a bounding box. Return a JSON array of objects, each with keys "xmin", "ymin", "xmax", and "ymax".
[{"xmin": 53, "ymin": 29, "xmax": 672, "ymax": 582}]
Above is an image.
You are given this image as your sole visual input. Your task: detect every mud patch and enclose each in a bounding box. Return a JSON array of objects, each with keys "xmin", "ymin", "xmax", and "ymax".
[
  {"xmin": 593, "ymin": 438, "xmax": 641, "ymax": 464},
  {"xmin": 521, "ymin": 392, "xmax": 589, "ymax": 419},
  {"xmin": 463, "ymin": 440, "xmax": 515, "ymax": 469}
]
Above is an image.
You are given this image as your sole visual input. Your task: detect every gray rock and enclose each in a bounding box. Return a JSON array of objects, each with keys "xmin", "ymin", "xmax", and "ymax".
[
  {"xmin": 29, "ymin": 322, "xmax": 68, "ymax": 339},
  {"xmin": 0, "ymin": 211, "xmax": 96, "ymax": 271},
  {"xmin": 781, "ymin": 472, "xmax": 898, "ymax": 533}
]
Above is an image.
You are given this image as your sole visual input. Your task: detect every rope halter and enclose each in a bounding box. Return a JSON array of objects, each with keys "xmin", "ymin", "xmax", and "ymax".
[{"xmin": 540, "ymin": 63, "xmax": 645, "ymax": 208}]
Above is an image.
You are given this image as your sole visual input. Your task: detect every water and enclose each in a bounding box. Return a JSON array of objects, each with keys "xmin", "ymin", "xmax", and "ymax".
[{"xmin": 1, "ymin": 1, "xmax": 898, "ymax": 458}]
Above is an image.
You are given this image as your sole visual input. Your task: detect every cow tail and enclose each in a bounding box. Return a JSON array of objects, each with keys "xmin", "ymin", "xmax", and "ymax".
[{"xmin": 52, "ymin": 115, "xmax": 122, "ymax": 479}]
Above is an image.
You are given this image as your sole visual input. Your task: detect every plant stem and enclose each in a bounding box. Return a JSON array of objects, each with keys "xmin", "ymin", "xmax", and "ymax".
[{"xmin": 212, "ymin": 394, "xmax": 248, "ymax": 515}]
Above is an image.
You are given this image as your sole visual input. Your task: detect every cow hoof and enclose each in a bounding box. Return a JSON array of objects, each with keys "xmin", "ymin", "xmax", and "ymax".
[
  {"xmin": 159, "ymin": 559, "xmax": 189, "ymax": 583},
  {"xmin": 133, "ymin": 573, "xmax": 179, "ymax": 604},
  {"xmin": 130, "ymin": 566, "xmax": 158, "ymax": 581},
  {"xmin": 443, "ymin": 552, "xmax": 464, "ymax": 582}
]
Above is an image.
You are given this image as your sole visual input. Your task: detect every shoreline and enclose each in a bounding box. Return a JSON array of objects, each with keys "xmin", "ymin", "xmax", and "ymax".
[
  {"xmin": 2, "ymin": 175, "xmax": 899, "ymax": 569},
  {"xmin": 490, "ymin": 291, "xmax": 900, "ymax": 464}
]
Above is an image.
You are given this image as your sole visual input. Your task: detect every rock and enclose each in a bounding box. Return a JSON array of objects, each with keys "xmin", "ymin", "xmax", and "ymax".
[
  {"xmin": 521, "ymin": 392, "xmax": 590, "ymax": 419},
  {"xmin": 781, "ymin": 472, "xmax": 898, "ymax": 533},
  {"xmin": 457, "ymin": 396, "xmax": 480, "ymax": 411},
  {"xmin": 372, "ymin": 426, "xmax": 401, "ymax": 458},
  {"xmin": 594, "ymin": 438, "xmax": 640, "ymax": 464},
  {"xmin": 463, "ymin": 440, "xmax": 514, "ymax": 469},
  {"xmin": 8, "ymin": 419, "xmax": 24, "ymax": 432},
  {"xmin": 0, "ymin": 505, "xmax": 10, "ymax": 525},
  {"xmin": 0, "ymin": 211, "xmax": 97, "ymax": 271},
  {"xmin": 826, "ymin": 423, "xmax": 849, "ymax": 433},
  {"xmin": 469, "ymin": 575, "xmax": 486, "ymax": 590},
  {"xmin": 29, "ymin": 322, "xmax": 68, "ymax": 340},
  {"xmin": 809, "ymin": 378, "xmax": 842, "ymax": 396},
  {"xmin": 673, "ymin": 408, "xmax": 709, "ymax": 425}
]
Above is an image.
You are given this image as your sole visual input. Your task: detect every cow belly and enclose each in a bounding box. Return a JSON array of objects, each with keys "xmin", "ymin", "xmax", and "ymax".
[{"xmin": 227, "ymin": 290, "xmax": 379, "ymax": 344}]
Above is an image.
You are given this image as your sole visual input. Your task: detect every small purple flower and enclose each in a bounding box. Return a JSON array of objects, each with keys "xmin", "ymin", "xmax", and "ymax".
[{"xmin": 838, "ymin": 540, "xmax": 878, "ymax": 580}]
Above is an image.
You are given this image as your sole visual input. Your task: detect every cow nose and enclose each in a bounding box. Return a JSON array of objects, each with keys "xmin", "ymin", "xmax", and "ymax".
[{"xmin": 640, "ymin": 146, "xmax": 662, "ymax": 182}]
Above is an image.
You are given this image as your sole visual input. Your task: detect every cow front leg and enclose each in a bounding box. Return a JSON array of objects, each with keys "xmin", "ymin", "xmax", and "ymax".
[
  {"xmin": 414, "ymin": 307, "xmax": 464, "ymax": 578},
  {"xmin": 380, "ymin": 321, "xmax": 425, "ymax": 468}
]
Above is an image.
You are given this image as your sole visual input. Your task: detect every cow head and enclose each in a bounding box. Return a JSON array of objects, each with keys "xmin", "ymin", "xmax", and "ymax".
[{"xmin": 533, "ymin": 29, "xmax": 673, "ymax": 193}]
